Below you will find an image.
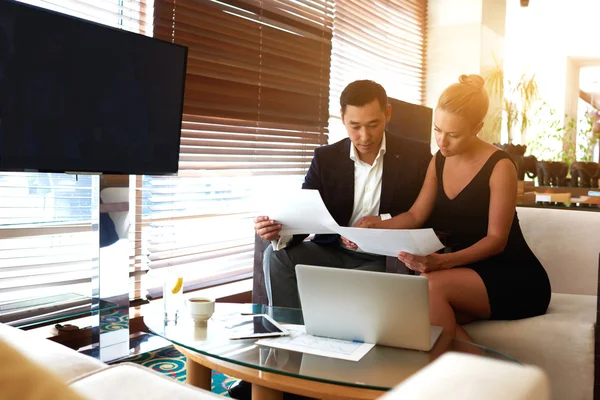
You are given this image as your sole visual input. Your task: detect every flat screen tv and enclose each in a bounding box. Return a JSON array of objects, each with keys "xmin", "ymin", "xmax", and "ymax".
[
  {"xmin": 0, "ymin": 0, "xmax": 187, "ymax": 175},
  {"xmin": 386, "ymin": 97, "xmax": 433, "ymax": 145}
]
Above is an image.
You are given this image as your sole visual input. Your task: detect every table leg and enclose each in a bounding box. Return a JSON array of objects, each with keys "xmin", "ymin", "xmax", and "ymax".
[
  {"xmin": 252, "ymin": 384, "xmax": 283, "ymax": 400},
  {"xmin": 186, "ymin": 358, "xmax": 212, "ymax": 390}
]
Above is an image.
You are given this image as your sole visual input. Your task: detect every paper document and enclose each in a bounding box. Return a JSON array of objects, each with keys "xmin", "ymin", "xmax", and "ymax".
[
  {"xmin": 262, "ymin": 189, "xmax": 339, "ymax": 235},
  {"xmin": 262, "ymin": 189, "xmax": 444, "ymax": 257},
  {"xmin": 256, "ymin": 325, "xmax": 375, "ymax": 362},
  {"xmin": 337, "ymin": 227, "xmax": 444, "ymax": 257}
]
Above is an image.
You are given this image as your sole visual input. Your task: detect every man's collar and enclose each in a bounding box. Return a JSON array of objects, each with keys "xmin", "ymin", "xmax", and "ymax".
[{"xmin": 349, "ymin": 133, "xmax": 387, "ymax": 163}]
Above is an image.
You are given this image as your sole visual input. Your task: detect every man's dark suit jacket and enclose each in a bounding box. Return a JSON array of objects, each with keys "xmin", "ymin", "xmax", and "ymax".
[{"xmin": 289, "ymin": 133, "xmax": 432, "ymax": 247}]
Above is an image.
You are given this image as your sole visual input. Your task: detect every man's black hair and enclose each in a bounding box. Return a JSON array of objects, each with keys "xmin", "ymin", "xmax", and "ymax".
[{"xmin": 340, "ymin": 80, "xmax": 388, "ymax": 113}]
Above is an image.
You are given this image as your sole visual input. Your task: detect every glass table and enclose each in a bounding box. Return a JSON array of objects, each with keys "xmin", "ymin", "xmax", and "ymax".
[
  {"xmin": 145, "ymin": 303, "xmax": 519, "ymax": 399},
  {"xmin": 1, "ymin": 293, "xmax": 118, "ymax": 329}
]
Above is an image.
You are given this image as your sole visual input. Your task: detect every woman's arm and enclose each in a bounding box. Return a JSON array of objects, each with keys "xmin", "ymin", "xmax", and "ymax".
[
  {"xmin": 356, "ymin": 156, "xmax": 438, "ymax": 229},
  {"xmin": 441, "ymin": 158, "xmax": 517, "ymax": 268}
]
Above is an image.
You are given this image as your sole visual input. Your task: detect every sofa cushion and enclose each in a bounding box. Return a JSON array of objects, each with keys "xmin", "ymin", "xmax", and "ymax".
[
  {"xmin": 516, "ymin": 206, "xmax": 600, "ymax": 295},
  {"xmin": 0, "ymin": 337, "xmax": 85, "ymax": 400},
  {"xmin": 70, "ymin": 363, "xmax": 222, "ymax": 400},
  {"xmin": 464, "ymin": 293, "xmax": 595, "ymax": 400},
  {"xmin": 379, "ymin": 352, "xmax": 550, "ymax": 400},
  {"xmin": 0, "ymin": 323, "xmax": 105, "ymax": 381}
]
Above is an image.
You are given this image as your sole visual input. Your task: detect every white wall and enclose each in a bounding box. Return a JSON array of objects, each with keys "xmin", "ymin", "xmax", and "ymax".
[
  {"xmin": 426, "ymin": 0, "xmax": 506, "ymax": 148},
  {"xmin": 564, "ymin": 58, "xmax": 580, "ymax": 130},
  {"xmin": 504, "ymin": 0, "xmax": 600, "ymax": 117},
  {"xmin": 502, "ymin": 0, "xmax": 600, "ymax": 158},
  {"xmin": 426, "ymin": 0, "xmax": 483, "ymax": 111}
]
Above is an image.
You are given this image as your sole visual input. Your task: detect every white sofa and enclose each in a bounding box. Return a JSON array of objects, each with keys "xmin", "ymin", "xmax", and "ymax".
[
  {"xmin": 0, "ymin": 322, "xmax": 221, "ymax": 400},
  {"xmin": 464, "ymin": 206, "xmax": 600, "ymax": 400},
  {"xmin": 381, "ymin": 352, "xmax": 550, "ymax": 400}
]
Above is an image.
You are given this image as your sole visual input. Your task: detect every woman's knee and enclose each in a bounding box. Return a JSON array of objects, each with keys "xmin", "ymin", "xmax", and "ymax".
[
  {"xmin": 424, "ymin": 269, "xmax": 491, "ymax": 319},
  {"xmin": 421, "ymin": 271, "xmax": 448, "ymax": 298}
]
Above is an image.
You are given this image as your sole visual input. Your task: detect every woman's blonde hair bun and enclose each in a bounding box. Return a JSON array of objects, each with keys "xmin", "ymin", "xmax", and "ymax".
[
  {"xmin": 437, "ymin": 73, "xmax": 489, "ymax": 127},
  {"xmin": 458, "ymin": 74, "xmax": 485, "ymax": 90}
]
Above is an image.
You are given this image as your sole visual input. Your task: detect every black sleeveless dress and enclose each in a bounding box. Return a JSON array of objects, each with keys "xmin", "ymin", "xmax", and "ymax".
[{"xmin": 426, "ymin": 150, "xmax": 551, "ymax": 320}]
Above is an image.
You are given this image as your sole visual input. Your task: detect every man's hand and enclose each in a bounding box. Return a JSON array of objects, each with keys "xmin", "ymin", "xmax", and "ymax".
[
  {"xmin": 354, "ymin": 216, "xmax": 382, "ymax": 229},
  {"xmin": 341, "ymin": 236, "xmax": 358, "ymax": 250},
  {"xmin": 398, "ymin": 251, "xmax": 451, "ymax": 273},
  {"xmin": 254, "ymin": 216, "xmax": 282, "ymax": 241}
]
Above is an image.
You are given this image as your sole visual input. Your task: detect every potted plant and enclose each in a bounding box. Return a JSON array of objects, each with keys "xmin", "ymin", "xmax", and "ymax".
[
  {"xmin": 526, "ymin": 103, "xmax": 600, "ymax": 186},
  {"xmin": 484, "ymin": 59, "xmax": 540, "ymax": 145}
]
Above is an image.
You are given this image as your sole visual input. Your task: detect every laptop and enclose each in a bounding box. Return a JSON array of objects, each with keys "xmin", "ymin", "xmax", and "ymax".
[{"xmin": 296, "ymin": 264, "xmax": 443, "ymax": 351}]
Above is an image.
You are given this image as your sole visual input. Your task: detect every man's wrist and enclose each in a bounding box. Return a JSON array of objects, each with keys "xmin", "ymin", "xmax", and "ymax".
[{"xmin": 272, "ymin": 235, "xmax": 292, "ymax": 251}]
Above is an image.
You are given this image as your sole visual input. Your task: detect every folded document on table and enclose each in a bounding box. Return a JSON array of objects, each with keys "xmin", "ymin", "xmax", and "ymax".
[{"xmin": 256, "ymin": 325, "xmax": 375, "ymax": 362}]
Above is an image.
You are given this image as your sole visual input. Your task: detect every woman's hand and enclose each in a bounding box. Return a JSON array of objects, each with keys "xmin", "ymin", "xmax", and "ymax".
[
  {"xmin": 398, "ymin": 251, "xmax": 452, "ymax": 273},
  {"xmin": 354, "ymin": 216, "xmax": 382, "ymax": 229}
]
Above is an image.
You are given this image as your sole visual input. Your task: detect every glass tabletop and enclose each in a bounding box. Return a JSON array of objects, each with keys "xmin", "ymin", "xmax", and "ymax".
[
  {"xmin": 144, "ymin": 303, "xmax": 519, "ymax": 391},
  {"xmin": 2, "ymin": 294, "xmax": 118, "ymax": 329}
]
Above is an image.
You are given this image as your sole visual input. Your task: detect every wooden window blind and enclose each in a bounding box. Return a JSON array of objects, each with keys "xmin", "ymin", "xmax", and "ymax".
[
  {"xmin": 0, "ymin": 0, "xmax": 147, "ymax": 325},
  {"xmin": 138, "ymin": 0, "xmax": 333, "ymax": 297},
  {"xmin": 327, "ymin": 0, "xmax": 428, "ymax": 142},
  {"xmin": 153, "ymin": 0, "xmax": 332, "ymax": 172}
]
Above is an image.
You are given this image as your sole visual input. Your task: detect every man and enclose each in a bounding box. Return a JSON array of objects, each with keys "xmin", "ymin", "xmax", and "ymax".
[
  {"xmin": 255, "ymin": 80, "xmax": 433, "ymax": 308},
  {"xmin": 232, "ymin": 81, "xmax": 431, "ymax": 399}
]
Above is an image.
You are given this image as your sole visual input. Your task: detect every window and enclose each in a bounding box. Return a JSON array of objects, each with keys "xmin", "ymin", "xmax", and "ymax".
[
  {"xmin": 15, "ymin": 0, "xmax": 147, "ymax": 33},
  {"xmin": 0, "ymin": 0, "xmax": 147, "ymax": 325},
  {"xmin": 139, "ymin": 0, "xmax": 333, "ymax": 296},
  {"xmin": 0, "ymin": 173, "xmax": 97, "ymax": 325},
  {"xmin": 327, "ymin": 0, "xmax": 429, "ymax": 143}
]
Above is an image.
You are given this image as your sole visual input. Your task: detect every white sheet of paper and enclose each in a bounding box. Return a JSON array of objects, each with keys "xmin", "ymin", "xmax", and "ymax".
[
  {"xmin": 336, "ymin": 227, "xmax": 444, "ymax": 257},
  {"xmin": 256, "ymin": 325, "xmax": 374, "ymax": 362},
  {"xmin": 261, "ymin": 189, "xmax": 339, "ymax": 235},
  {"xmin": 261, "ymin": 188, "xmax": 444, "ymax": 256}
]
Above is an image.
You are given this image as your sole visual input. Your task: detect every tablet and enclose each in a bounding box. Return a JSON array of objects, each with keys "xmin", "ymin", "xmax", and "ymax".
[{"xmin": 227, "ymin": 314, "xmax": 289, "ymax": 340}]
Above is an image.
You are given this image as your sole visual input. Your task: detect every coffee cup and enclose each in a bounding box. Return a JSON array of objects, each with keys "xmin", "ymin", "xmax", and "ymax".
[{"xmin": 186, "ymin": 297, "xmax": 215, "ymax": 326}]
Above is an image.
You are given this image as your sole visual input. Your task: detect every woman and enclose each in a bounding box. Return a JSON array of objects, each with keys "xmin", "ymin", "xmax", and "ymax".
[{"xmin": 356, "ymin": 74, "xmax": 551, "ymax": 341}]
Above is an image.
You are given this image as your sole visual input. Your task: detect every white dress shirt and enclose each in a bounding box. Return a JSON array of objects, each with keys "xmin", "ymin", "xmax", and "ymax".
[
  {"xmin": 347, "ymin": 134, "xmax": 387, "ymax": 227},
  {"xmin": 272, "ymin": 135, "xmax": 391, "ymax": 251}
]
